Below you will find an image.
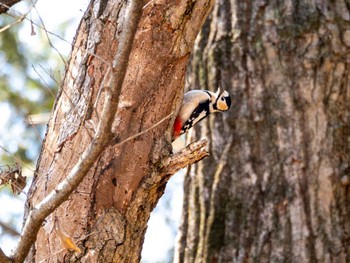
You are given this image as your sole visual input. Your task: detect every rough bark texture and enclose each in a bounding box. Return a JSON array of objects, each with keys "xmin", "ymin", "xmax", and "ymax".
[
  {"xmin": 175, "ymin": 0, "xmax": 350, "ymax": 262},
  {"xmin": 24, "ymin": 0, "xmax": 214, "ymax": 262}
]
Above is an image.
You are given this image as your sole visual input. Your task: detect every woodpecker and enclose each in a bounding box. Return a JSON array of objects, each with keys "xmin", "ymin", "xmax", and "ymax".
[{"xmin": 172, "ymin": 87, "xmax": 231, "ymax": 141}]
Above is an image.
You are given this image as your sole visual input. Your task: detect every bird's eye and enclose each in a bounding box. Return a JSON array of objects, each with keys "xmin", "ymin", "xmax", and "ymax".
[{"xmin": 221, "ymin": 97, "xmax": 225, "ymax": 101}]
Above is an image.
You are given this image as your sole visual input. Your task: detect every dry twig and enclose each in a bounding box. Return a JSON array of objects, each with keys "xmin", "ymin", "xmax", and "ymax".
[
  {"xmin": 0, "ymin": 220, "xmax": 20, "ymax": 236},
  {"xmin": 0, "ymin": 162, "xmax": 26, "ymax": 195},
  {"xmin": 161, "ymin": 139, "xmax": 209, "ymax": 176}
]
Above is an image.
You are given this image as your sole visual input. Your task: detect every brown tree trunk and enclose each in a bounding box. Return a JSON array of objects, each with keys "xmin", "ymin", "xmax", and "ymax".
[
  {"xmin": 175, "ymin": 0, "xmax": 350, "ymax": 262},
  {"xmin": 0, "ymin": 0, "xmax": 22, "ymax": 14},
  {"xmin": 23, "ymin": 0, "xmax": 214, "ymax": 262}
]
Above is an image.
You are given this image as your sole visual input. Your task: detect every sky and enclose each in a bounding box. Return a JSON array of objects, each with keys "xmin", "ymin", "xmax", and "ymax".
[{"xmin": 0, "ymin": 0, "xmax": 185, "ymax": 262}]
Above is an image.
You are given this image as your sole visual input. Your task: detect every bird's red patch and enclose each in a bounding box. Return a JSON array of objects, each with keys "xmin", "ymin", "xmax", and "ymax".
[{"xmin": 173, "ymin": 117, "xmax": 182, "ymax": 140}]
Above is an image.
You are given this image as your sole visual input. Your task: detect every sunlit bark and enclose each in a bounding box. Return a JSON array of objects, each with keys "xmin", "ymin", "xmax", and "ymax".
[
  {"xmin": 21, "ymin": 0, "xmax": 214, "ymax": 262},
  {"xmin": 176, "ymin": 0, "xmax": 350, "ymax": 262}
]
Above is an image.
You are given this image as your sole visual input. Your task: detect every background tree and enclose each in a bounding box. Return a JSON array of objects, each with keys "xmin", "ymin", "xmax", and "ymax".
[
  {"xmin": 0, "ymin": 0, "xmax": 213, "ymax": 262},
  {"xmin": 175, "ymin": 0, "xmax": 350, "ymax": 262}
]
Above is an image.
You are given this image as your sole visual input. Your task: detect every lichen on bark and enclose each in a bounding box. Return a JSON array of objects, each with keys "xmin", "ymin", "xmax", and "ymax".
[{"xmin": 175, "ymin": 0, "xmax": 350, "ymax": 262}]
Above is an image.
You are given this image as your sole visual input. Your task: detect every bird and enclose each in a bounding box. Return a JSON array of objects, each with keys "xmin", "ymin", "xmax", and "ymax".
[{"xmin": 172, "ymin": 87, "xmax": 231, "ymax": 141}]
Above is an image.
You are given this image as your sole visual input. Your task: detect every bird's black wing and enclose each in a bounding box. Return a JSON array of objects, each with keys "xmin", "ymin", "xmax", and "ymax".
[{"xmin": 180, "ymin": 100, "xmax": 211, "ymax": 135}]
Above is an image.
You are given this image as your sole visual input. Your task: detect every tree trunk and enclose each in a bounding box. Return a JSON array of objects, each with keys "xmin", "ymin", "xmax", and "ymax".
[
  {"xmin": 175, "ymin": 0, "xmax": 350, "ymax": 262},
  {"xmin": 24, "ymin": 0, "xmax": 214, "ymax": 262}
]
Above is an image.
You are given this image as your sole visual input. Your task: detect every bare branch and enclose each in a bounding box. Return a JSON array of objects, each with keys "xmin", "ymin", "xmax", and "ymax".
[
  {"xmin": 2, "ymin": 4, "xmax": 109, "ymax": 66},
  {"xmin": 160, "ymin": 139, "xmax": 209, "ymax": 176},
  {"xmin": 0, "ymin": 220, "xmax": 20, "ymax": 236},
  {"xmin": 31, "ymin": 2, "xmax": 67, "ymax": 66},
  {"xmin": 25, "ymin": 113, "xmax": 51, "ymax": 126},
  {"xmin": 32, "ymin": 65, "xmax": 60, "ymax": 95},
  {"xmin": 0, "ymin": 1, "xmax": 33, "ymax": 33},
  {"xmin": 9, "ymin": 1, "xmax": 144, "ymax": 262},
  {"xmin": 0, "ymin": 162, "xmax": 26, "ymax": 195},
  {"xmin": 0, "ymin": 146, "xmax": 35, "ymax": 173},
  {"xmin": 117, "ymin": 112, "xmax": 173, "ymax": 146},
  {"xmin": 0, "ymin": 11, "xmax": 24, "ymax": 32}
]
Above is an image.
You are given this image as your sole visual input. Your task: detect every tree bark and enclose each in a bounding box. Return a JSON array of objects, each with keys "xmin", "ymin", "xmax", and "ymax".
[
  {"xmin": 22, "ymin": 0, "xmax": 214, "ymax": 262},
  {"xmin": 0, "ymin": 0, "xmax": 22, "ymax": 14},
  {"xmin": 175, "ymin": 0, "xmax": 350, "ymax": 262}
]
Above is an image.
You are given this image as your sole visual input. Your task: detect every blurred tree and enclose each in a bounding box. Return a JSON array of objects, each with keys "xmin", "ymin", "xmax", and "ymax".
[
  {"xmin": 0, "ymin": 14, "xmax": 58, "ymax": 164},
  {"xmin": 175, "ymin": 0, "xmax": 350, "ymax": 262},
  {"xmin": 0, "ymin": 0, "xmax": 215, "ymax": 262}
]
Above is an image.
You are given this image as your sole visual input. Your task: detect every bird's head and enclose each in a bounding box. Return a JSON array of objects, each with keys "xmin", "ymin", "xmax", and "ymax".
[{"xmin": 214, "ymin": 86, "xmax": 231, "ymax": 112}]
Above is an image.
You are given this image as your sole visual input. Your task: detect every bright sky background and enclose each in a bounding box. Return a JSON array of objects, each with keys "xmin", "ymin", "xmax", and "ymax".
[{"xmin": 0, "ymin": 1, "xmax": 185, "ymax": 262}]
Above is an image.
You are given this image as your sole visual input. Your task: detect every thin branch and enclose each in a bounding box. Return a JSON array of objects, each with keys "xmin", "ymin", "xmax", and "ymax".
[
  {"xmin": 3, "ymin": 7, "xmax": 110, "ymax": 66},
  {"xmin": 31, "ymin": 1, "xmax": 67, "ymax": 66},
  {"xmin": 38, "ymin": 64, "xmax": 60, "ymax": 86},
  {"xmin": 0, "ymin": 220, "xmax": 20, "ymax": 236},
  {"xmin": 32, "ymin": 65, "xmax": 59, "ymax": 98},
  {"xmin": 0, "ymin": 162, "xmax": 26, "ymax": 195},
  {"xmin": 25, "ymin": 113, "xmax": 50, "ymax": 125},
  {"xmin": 25, "ymin": 115, "xmax": 43, "ymax": 142},
  {"xmin": 117, "ymin": 112, "xmax": 173, "ymax": 146},
  {"xmin": 9, "ymin": 1, "xmax": 144, "ymax": 262},
  {"xmin": 0, "ymin": 0, "xmax": 35, "ymax": 33},
  {"xmin": 0, "ymin": 146, "xmax": 35, "ymax": 173},
  {"xmin": 93, "ymin": 66, "xmax": 112, "ymax": 113},
  {"xmin": 0, "ymin": 11, "xmax": 24, "ymax": 32}
]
